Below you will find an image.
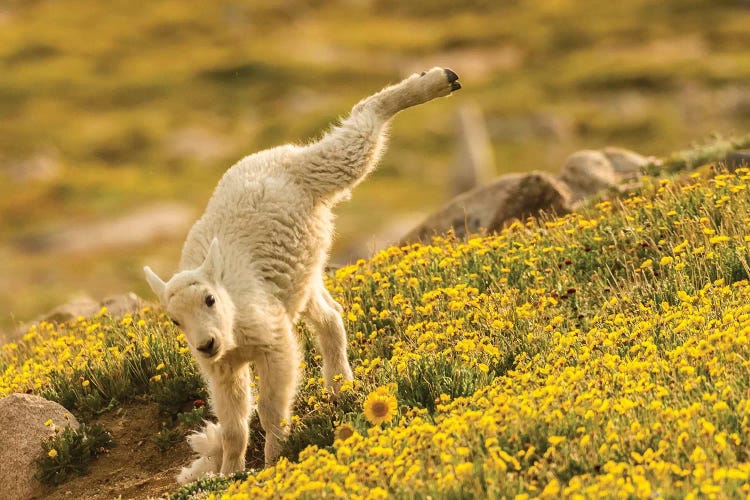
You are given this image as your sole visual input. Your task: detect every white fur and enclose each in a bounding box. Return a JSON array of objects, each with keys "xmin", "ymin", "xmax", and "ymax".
[{"xmin": 144, "ymin": 67, "xmax": 460, "ymax": 483}]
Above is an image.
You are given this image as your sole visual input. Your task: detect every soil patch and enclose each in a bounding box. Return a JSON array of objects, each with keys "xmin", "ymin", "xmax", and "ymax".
[{"xmin": 39, "ymin": 400, "xmax": 192, "ymax": 500}]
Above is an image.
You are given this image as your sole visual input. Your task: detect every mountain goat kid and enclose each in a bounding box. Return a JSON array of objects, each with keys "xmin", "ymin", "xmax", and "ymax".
[{"xmin": 143, "ymin": 67, "xmax": 461, "ymax": 483}]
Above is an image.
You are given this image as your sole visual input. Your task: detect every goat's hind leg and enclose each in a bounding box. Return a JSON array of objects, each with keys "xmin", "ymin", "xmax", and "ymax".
[
  {"xmin": 302, "ymin": 283, "xmax": 353, "ymax": 394},
  {"xmin": 254, "ymin": 327, "xmax": 300, "ymax": 466},
  {"xmin": 351, "ymin": 67, "xmax": 461, "ymax": 120}
]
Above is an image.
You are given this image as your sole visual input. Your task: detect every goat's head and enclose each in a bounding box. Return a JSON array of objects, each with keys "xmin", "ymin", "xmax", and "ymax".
[{"xmin": 143, "ymin": 238, "xmax": 236, "ymax": 362}]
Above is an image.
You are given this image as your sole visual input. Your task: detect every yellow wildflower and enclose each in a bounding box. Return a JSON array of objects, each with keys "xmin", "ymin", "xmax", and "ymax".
[{"xmin": 363, "ymin": 388, "xmax": 398, "ymax": 426}]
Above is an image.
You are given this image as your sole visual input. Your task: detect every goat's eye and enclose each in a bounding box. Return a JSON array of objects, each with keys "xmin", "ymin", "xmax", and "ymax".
[
  {"xmin": 171, "ymin": 319, "xmax": 180, "ymax": 327},
  {"xmin": 205, "ymin": 295, "xmax": 215, "ymax": 307}
]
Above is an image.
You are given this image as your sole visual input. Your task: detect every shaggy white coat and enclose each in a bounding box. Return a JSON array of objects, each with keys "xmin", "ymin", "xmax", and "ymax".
[{"xmin": 143, "ymin": 67, "xmax": 461, "ymax": 483}]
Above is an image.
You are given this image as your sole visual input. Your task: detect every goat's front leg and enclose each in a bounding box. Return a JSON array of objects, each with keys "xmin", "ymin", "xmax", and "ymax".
[
  {"xmin": 253, "ymin": 330, "xmax": 300, "ymax": 466},
  {"xmin": 209, "ymin": 363, "xmax": 253, "ymax": 476}
]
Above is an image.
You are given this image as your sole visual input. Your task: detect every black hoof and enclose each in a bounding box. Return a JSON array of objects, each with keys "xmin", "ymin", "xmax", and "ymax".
[
  {"xmin": 451, "ymin": 81, "xmax": 462, "ymax": 91},
  {"xmin": 444, "ymin": 68, "xmax": 459, "ymax": 83}
]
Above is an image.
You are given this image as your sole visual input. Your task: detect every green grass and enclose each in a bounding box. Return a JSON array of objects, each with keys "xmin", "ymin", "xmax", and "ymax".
[{"xmin": 36, "ymin": 423, "xmax": 114, "ymax": 486}]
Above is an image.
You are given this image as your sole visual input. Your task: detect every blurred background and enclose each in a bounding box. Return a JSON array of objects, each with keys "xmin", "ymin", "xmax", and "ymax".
[{"xmin": 2, "ymin": 0, "xmax": 750, "ymax": 332}]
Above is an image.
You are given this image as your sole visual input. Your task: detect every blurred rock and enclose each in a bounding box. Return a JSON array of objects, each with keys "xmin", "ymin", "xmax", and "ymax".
[
  {"xmin": 400, "ymin": 172, "xmax": 572, "ymax": 244},
  {"xmin": 0, "ymin": 393, "xmax": 79, "ymax": 499},
  {"xmin": 14, "ymin": 202, "xmax": 193, "ymax": 254},
  {"xmin": 165, "ymin": 127, "xmax": 234, "ymax": 164},
  {"xmin": 559, "ymin": 150, "xmax": 617, "ymax": 202},
  {"xmin": 601, "ymin": 146, "xmax": 651, "ymax": 180},
  {"xmin": 400, "ymin": 145, "xmax": 651, "ymax": 245},
  {"xmin": 9, "ymin": 292, "xmax": 144, "ymax": 342},
  {"xmin": 38, "ymin": 294, "xmax": 100, "ymax": 325},
  {"xmin": 4, "ymin": 153, "xmax": 60, "ymax": 184},
  {"xmin": 451, "ymin": 103, "xmax": 494, "ymax": 196},
  {"xmin": 725, "ymin": 150, "xmax": 750, "ymax": 170},
  {"xmin": 39, "ymin": 292, "xmax": 143, "ymax": 325}
]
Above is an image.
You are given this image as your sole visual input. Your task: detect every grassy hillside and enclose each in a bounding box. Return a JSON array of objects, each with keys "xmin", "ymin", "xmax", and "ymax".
[
  {"xmin": 4, "ymin": 0, "xmax": 750, "ymax": 329},
  {"xmin": 2, "ymin": 155, "xmax": 750, "ymax": 497}
]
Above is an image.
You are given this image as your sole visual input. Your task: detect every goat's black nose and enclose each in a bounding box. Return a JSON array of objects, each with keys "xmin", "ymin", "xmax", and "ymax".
[{"xmin": 197, "ymin": 338, "xmax": 215, "ymax": 353}]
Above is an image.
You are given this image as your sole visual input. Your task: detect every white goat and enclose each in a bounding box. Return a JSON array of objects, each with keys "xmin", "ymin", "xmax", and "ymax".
[{"xmin": 143, "ymin": 67, "xmax": 461, "ymax": 483}]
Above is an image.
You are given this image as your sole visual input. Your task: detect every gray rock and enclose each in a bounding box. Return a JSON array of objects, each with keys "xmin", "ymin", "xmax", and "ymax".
[
  {"xmin": 400, "ymin": 172, "xmax": 572, "ymax": 244},
  {"xmin": 39, "ymin": 292, "xmax": 143, "ymax": 325},
  {"xmin": 398, "ymin": 145, "xmax": 652, "ymax": 246},
  {"xmin": 3, "ymin": 153, "xmax": 60, "ymax": 184},
  {"xmin": 0, "ymin": 394, "xmax": 79, "ymax": 499},
  {"xmin": 725, "ymin": 150, "xmax": 750, "ymax": 170},
  {"xmin": 559, "ymin": 150, "xmax": 618, "ymax": 202},
  {"xmin": 601, "ymin": 146, "xmax": 650, "ymax": 179},
  {"xmin": 8, "ymin": 292, "xmax": 144, "ymax": 343}
]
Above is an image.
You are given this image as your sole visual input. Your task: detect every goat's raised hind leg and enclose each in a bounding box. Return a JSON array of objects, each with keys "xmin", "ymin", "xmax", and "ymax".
[
  {"xmin": 302, "ymin": 284, "xmax": 353, "ymax": 394},
  {"xmin": 351, "ymin": 67, "xmax": 461, "ymax": 119},
  {"xmin": 294, "ymin": 68, "xmax": 460, "ymax": 199},
  {"xmin": 254, "ymin": 330, "xmax": 300, "ymax": 466}
]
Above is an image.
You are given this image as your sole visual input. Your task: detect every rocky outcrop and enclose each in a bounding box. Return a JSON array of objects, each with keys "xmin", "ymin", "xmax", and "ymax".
[
  {"xmin": 0, "ymin": 394, "xmax": 79, "ymax": 499},
  {"xmin": 725, "ymin": 150, "xmax": 750, "ymax": 170},
  {"xmin": 400, "ymin": 172, "xmax": 572, "ymax": 243},
  {"xmin": 559, "ymin": 150, "xmax": 618, "ymax": 202},
  {"xmin": 39, "ymin": 292, "xmax": 143, "ymax": 325},
  {"xmin": 401, "ymin": 146, "xmax": 651, "ymax": 245}
]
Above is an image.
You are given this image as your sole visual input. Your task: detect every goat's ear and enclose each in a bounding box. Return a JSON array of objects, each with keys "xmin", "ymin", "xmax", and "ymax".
[
  {"xmin": 199, "ymin": 237, "xmax": 223, "ymax": 282},
  {"xmin": 143, "ymin": 266, "xmax": 167, "ymax": 302}
]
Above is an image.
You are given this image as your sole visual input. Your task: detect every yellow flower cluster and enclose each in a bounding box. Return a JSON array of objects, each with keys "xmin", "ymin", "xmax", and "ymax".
[{"xmin": 0, "ymin": 308, "xmax": 186, "ymax": 399}]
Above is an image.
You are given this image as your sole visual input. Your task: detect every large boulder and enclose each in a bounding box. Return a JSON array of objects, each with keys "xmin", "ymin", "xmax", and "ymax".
[
  {"xmin": 400, "ymin": 172, "xmax": 572, "ymax": 244},
  {"xmin": 0, "ymin": 393, "xmax": 79, "ymax": 499},
  {"xmin": 399, "ymin": 146, "xmax": 651, "ymax": 246}
]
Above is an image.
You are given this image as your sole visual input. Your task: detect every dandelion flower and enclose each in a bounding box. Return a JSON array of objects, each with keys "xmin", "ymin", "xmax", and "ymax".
[
  {"xmin": 48, "ymin": 449, "xmax": 58, "ymax": 458},
  {"xmin": 363, "ymin": 388, "xmax": 398, "ymax": 426}
]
